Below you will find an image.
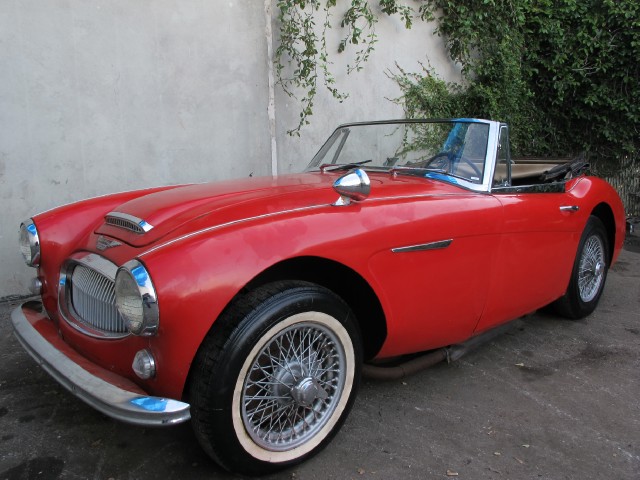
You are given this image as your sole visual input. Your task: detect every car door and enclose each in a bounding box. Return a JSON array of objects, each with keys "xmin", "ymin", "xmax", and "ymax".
[
  {"xmin": 367, "ymin": 190, "xmax": 504, "ymax": 358},
  {"xmin": 475, "ymin": 192, "xmax": 584, "ymax": 332},
  {"xmin": 474, "ymin": 127, "xmax": 584, "ymax": 332}
]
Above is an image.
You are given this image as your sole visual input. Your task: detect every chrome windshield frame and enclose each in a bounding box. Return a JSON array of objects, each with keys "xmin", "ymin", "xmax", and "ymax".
[{"xmin": 307, "ymin": 119, "xmax": 502, "ymax": 194}]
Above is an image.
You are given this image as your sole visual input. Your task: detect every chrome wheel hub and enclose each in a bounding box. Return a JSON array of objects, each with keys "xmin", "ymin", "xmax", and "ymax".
[
  {"xmin": 272, "ymin": 362, "xmax": 304, "ymax": 404},
  {"xmin": 271, "ymin": 363, "xmax": 329, "ymax": 407},
  {"xmin": 578, "ymin": 235, "xmax": 605, "ymax": 303},
  {"xmin": 291, "ymin": 377, "xmax": 328, "ymax": 407},
  {"xmin": 594, "ymin": 261, "xmax": 604, "ymax": 277}
]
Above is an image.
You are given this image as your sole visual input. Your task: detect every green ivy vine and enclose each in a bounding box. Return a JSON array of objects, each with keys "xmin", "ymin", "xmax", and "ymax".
[
  {"xmin": 275, "ymin": 0, "xmax": 414, "ymax": 134},
  {"xmin": 394, "ymin": 0, "xmax": 639, "ymax": 163}
]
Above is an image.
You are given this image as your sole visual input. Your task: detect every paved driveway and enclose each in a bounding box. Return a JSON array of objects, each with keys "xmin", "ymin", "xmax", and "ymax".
[{"xmin": 1, "ymin": 246, "xmax": 638, "ymax": 480}]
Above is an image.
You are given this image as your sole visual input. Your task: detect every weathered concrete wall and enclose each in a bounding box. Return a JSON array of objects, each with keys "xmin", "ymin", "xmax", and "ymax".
[
  {"xmin": 0, "ymin": 1, "xmax": 457, "ymax": 298},
  {"xmin": 0, "ymin": 0, "xmax": 274, "ymax": 296}
]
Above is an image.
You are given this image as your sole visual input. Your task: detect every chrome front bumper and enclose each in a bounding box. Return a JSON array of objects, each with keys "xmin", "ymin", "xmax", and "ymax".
[{"xmin": 11, "ymin": 302, "xmax": 190, "ymax": 427}]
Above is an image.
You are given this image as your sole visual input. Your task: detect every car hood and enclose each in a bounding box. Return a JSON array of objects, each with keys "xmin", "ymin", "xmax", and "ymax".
[{"xmin": 94, "ymin": 171, "xmax": 462, "ymax": 247}]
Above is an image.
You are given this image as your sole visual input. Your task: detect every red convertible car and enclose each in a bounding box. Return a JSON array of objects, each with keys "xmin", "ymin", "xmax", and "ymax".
[{"xmin": 13, "ymin": 119, "xmax": 625, "ymax": 474}]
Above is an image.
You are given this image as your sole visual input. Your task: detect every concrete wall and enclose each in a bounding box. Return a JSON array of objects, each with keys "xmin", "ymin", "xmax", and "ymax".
[{"xmin": 0, "ymin": 1, "xmax": 458, "ymax": 298}]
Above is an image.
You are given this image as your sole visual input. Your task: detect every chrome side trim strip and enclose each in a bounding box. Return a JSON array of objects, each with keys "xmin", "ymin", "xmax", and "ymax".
[
  {"xmin": 11, "ymin": 303, "xmax": 190, "ymax": 427},
  {"xmin": 140, "ymin": 195, "xmax": 471, "ymax": 257},
  {"xmin": 392, "ymin": 239, "xmax": 453, "ymax": 253},
  {"xmin": 140, "ymin": 204, "xmax": 325, "ymax": 257}
]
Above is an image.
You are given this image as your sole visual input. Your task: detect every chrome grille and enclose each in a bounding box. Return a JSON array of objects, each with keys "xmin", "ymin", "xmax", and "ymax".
[
  {"xmin": 105, "ymin": 215, "xmax": 145, "ymax": 234},
  {"xmin": 70, "ymin": 264, "xmax": 127, "ymax": 334}
]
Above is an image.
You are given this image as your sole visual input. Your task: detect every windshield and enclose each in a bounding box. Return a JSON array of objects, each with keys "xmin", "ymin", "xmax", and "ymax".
[{"xmin": 307, "ymin": 120, "xmax": 490, "ymax": 184}]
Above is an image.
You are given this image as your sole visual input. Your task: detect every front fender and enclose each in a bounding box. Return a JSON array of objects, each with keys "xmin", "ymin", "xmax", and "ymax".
[
  {"xmin": 138, "ymin": 203, "xmax": 388, "ymax": 399},
  {"xmin": 33, "ymin": 186, "xmax": 181, "ymax": 317}
]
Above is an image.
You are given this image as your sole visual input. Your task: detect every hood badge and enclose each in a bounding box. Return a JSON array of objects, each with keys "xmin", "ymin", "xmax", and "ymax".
[{"xmin": 96, "ymin": 235, "xmax": 123, "ymax": 251}]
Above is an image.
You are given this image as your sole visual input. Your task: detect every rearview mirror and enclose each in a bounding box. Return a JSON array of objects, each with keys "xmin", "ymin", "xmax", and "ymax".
[{"xmin": 332, "ymin": 168, "xmax": 370, "ymax": 206}]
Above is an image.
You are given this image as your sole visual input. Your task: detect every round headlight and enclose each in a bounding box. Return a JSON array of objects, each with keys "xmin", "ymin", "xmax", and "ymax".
[
  {"xmin": 19, "ymin": 219, "xmax": 41, "ymax": 267},
  {"xmin": 115, "ymin": 260, "xmax": 159, "ymax": 336}
]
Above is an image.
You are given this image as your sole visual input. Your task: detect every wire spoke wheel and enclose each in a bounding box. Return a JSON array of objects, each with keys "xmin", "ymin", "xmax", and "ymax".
[
  {"xmin": 551, "ymin": 216, "xmax": 610, "ymax": 319},
  {"xmin": 191, "ymin": 282, "xmax": 361, "ymax": 474},
  {"xmin": 578, "ymin": 234, "xmax": 605, "ymax": 303},
  {"xmin": 240, "ymin": 320, "xmax": 346, "ymax": 451}
]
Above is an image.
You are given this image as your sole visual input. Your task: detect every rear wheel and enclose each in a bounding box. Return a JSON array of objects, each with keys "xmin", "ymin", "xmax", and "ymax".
[
  {"xmin": 190, "ymin": 281, "xmax": 362, "ymax": 475},
  {"xmin": 552, "ymin": 216, "xmax": 609, "ymax": 319}
]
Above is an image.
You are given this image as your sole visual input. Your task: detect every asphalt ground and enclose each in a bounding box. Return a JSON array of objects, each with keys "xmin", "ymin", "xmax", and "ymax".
[{"xmin": 1, "ymin": 241, "xmax": 639, "ymax": 480}]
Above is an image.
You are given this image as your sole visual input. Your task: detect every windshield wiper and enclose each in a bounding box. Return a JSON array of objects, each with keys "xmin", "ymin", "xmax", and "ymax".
[
  {"xmin": 320, "ymin": 160, "xmax": 372, "ymax": 172},
  {"xmin": 389, "ymin": 166, "xmax": 447, "ymax": 176}
]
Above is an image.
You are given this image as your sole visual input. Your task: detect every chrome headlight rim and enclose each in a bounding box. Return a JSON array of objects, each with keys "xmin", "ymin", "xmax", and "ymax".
[
  {"xmin": 19, "ymin": 219, "xmax": 41, "ymax": 267},
  {"xmin": 115, "ymin": 260, "xmax": 159, "ymax": 336}
]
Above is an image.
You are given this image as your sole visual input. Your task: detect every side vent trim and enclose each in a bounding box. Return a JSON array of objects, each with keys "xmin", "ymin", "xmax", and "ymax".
[{"xmin": 105, "ymin": 212, "xmax": 154, "ymax": 234}]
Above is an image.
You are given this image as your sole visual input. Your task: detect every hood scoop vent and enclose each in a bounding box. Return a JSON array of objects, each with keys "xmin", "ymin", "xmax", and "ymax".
[{"xmin": 104, "ymin": 212, "xmax": 154, "ymax": 234}]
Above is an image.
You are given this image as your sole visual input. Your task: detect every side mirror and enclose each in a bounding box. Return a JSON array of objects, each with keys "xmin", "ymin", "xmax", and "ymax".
[{"xmin": 332, "ymin": 168, "xmax": 370, "ymax": 206}]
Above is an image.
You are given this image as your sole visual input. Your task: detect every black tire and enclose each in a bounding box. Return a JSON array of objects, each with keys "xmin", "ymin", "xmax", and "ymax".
[
  {"xmin": 552, "ymin": 216, "xmax": 610, "ymax": 319},
  {"xmin": 189, "ymin": 281, "xmax": 362, "ymax": 475}
]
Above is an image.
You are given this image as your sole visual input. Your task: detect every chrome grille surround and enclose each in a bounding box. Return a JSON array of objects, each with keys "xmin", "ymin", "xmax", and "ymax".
[
  {"xmin": 59, "ymin": 252, "xmax": 129, "ymax": 339},
  {"xmin": 105, "ymin": 211, "xmax": 153, "ymax": 234}
]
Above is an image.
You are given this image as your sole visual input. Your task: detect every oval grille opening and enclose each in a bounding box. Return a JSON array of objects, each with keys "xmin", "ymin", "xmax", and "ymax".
[{"xmin": 70, "ymin": 264, "xmax": 127, "ymax": 335}]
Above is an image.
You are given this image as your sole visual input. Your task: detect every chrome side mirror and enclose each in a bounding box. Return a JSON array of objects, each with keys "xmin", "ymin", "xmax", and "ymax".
[{"xmin": 332, "ymin": 168, "xmax": 371, "ymax": 206}]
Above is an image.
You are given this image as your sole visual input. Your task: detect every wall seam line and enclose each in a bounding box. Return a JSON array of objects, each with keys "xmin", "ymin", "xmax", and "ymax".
[{"xmin": 264, "ymin": 0, "xmax": 278, "ymax": 176}]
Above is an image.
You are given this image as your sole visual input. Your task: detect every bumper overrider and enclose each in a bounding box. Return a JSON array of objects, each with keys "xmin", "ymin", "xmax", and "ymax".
[{"xmin": 11, "ymin": 301, "xmax": 190, "ymax": 426}]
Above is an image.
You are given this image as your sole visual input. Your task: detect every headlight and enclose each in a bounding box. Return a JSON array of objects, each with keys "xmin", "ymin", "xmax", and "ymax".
[
  {"xmin": 19, "ymin": 219, "xmax": 41, "ymax": 267},
  {"xmin": 115, "ymin": 260, "xmax": 159, "ymax": 336}
]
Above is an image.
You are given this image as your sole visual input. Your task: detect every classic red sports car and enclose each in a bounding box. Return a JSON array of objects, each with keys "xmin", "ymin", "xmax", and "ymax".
[{"xmin": 13, "ymin": 119, "xmax": 625, "ymax": 474}]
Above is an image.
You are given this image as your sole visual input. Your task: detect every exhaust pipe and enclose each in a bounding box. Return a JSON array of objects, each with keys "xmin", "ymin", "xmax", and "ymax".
[{"xmin": 363, "ymin": 321, "xmax": 516, "ymax": 380}]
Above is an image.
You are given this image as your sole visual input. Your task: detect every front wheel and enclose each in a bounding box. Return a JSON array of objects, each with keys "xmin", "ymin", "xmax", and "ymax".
[
  {"xmin": 189, "ymin": 281, "xmax": 362, "ymax": 475},
  {"xmin": 552, "ymin": 216, "xmax": 610, "ymax": 319}
]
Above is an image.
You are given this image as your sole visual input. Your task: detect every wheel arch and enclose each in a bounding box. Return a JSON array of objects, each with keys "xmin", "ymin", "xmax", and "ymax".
[
  {"xmin": 590, "ymin": 202, "xmax": 615, "ymax": 263},
  {"xmin": 241, "ymin": 256, "xmax": 387, "ymax": 361}
]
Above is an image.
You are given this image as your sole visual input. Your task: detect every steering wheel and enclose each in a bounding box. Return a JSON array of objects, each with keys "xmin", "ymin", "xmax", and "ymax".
[
  {"xmin": 420, "ymin": 153, "xmax": 483, "ymax": 181},
  {"xmin": 457, "ymin": 156, "xmax": 483, "ymax": 178},
  {"xmin": 423, "ymin": 152, "xmax": 452, "ymax": 172}
]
